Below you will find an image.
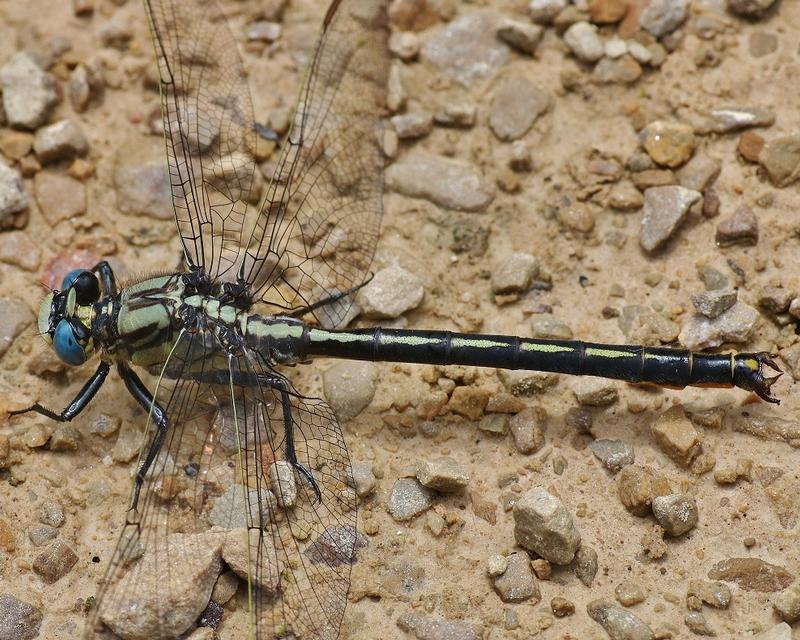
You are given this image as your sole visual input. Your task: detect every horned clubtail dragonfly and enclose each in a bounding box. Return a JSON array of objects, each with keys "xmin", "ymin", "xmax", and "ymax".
[{"xmin": 10, "ymin": 0, "xmax": 782, "ymax": 638}]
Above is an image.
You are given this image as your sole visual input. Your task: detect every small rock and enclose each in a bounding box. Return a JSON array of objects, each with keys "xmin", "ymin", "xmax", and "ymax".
[
  {"xmin": 753, "ymin": 623, "xmax": 792, "ymax": 640},
  {"xmin": 641, "ymin": 121, "xmax": 695, "ymax": 169},
  {"xmin": 652, "ymin": 493, "xmax": 698, "ymax": 536},
  {"xmin": 774, "ymin": 583, "xmax": 800, "ymax": 623},
  {"xmin": 305, "ymin": 526, "xmax": 367, "ymax": 567},
  {"xmin": 388, "ymin": 0, "xmax": 439, "ymax": 31},
  {"xmin": 684, "ymin": 611, "xmax": 715, "ymax": 636},
  {"xmin": 615, "ymin": 581, "xmax": 646, "ymax": 606},
  {"xmin": 628, "ymin": 41, "xmax": 653, "ymax": 65},
  {"xmin": 49, "ymin": 424, "xmax": 81, "ymax": 451},
  {"xmin": 492, "ymin": 253, "xmax": 540, "ymax": 295},
  {"xmin": 0, "ymin": 232, "xmax": 40, "ymax": 271},
  {"xmin": 639, "ymin": 186, "xmax": 701, "ymax": 252},
  {"xmin": 34, "ymin": 172, "xmax": 86, "ymax": 224},
  {"xmin": 351, "ymin": 462, "xmax": 377, "ymax": 498},
  {"xmin": 28, "ymin": 526, "xmax": 58, "ymax": 547},
  {"xmin": 269, "ymin": 461, "xmax": 297, "ymax": 508},
  {"xmin": 389, "ymin": 31, "xmax": 420, "ymax": 61},
  {"xmin": 508, "ymin": 407, "xmax": 547, "ymax": 454},
  {"xmin": 478, "ymin": 414, "xmax": 508, "ymax": 436},
  {"xmin": 0, "ymin": 594, "xmax": 42, "ymax": 640},
  {"xmin": 749, "ymin": 31, "xmax": 778, "ymax": 57},
  {"xmin": 558, "ymin": 204, "xmax": 595, "ymax": 232},
  {"xmin": 489, "ymin": 72, "xmax": 550, "ymax": 141},
  {"xmin": 687, "ymin": 581, "xmax": 732, "ymax": 609},
  {"xmin": 679, "ymin": 302, "xmax": 759, "ymax": 350},
  {"xmin": 113, "ymin": 136, "xmax": 173, "ymax": 220},
  {"xmin": 434, "ymin": 102, "xmax": 476, "ymax": 128},
  {"xmin": 487, "ymin": 554, "xmax": 508, "ymax": 577},
  {"xmin": 589, "ymin": 439, "xmax": 634, "ymax": 473},
  {"xmin": 587, "ymin": 600, "xmax": 655, "ymax": 640},
  {"xmin": 759, "ymin": 286, "xmax": 794, "ymax": 315},
  {"xmin": 497, "ymin": 19, "xmax": 543, "ymax": 55},
  {"xmin": 99, "ymin": 13, "xmax": 134, "ymax": 48},
  {"xmin": 677, "ymin": 154, "xmax": 720, "ymax": 192},
  {"xmin": 246, "ymin": 20, "xmax": 282, "ymax": 42},
  {"xmin": 531, "ymin": 558, "xmax": 552, "ymax": 580},
  {"xmin": 396, "ymin": 611, "xmax": 483, "ymax": 640},
  {"xmin": 387, "ymin": 478, "xmax": 433, "ymax": 521},
  {"xmin": 759, "ymin": 135, "xmax": 800, "ymax": 188},
  {"xmin": 592, "ymin": 56, "xmax": 643, "ymax": 84},
  {"xmin": 707, "ymin": 107, "xmax": 775, "ymax": 133},
  {"xmin": 513, "ymin": 487, "xmax": 581, "ymax": 565},
  {"xmin": 33, "ymin": 120, "xmax": 89, "ymax": 163},
  {"xmin": 551, "ymin": 596, "xmax": 576, "ymax": 617},
  {"xmin": 530, "ymin": 314, "xmax": 573, "ymax": 340},
  {"xmin": 492, "ymin": 552, "xmax": 540, "ymax": 603},
  {"xmin": 708, "ymin": 558, "xmax": 794, "ymax": 592},
  {"xmin": 208, "ymin": 484, "xmax": 276, "ymax": 529},
  {"xmin": 415, "ymin": 457, "xmax": 469, "ymax": 492},
  {"xmin": 0, "ymin": 52, "xmax": 58, "ymax": 130},
  {"xmin": 640, "ymin": 0, "xmax": 688, "ymax": 37},
  {"xmin": 563, "ymin": 22, "xmax": 604, "ymax": 63},
  {"xmin": 0, "ymin": 130, "xmax": 33, "ymax": 159},
  {"xmin": 715, "ymin": 205, "xmax": 759, "ymax": 248},
  {"xmin": 386, "ymin": 151, "xmax": 494, "ymax": 211},
  {"xmin": 574, "ymin": 545, "xmax": 598, "ymax": 587},
  {"xmin": 632, "ymin": 169, "xmax": 676, "ymax": 190},
  {"xmin": 604, "ymin": 38, "xmax": 628, "ymax": 59},
  {"xmin": 529, "ymin": 0, "xmax": 568, "ymax": 24},
  {"xmin": 0, "ymin": 298, "xmax": 34, "ymax": 358},
  {"xmin": 651, "ymin": 407, "xmax": 701, "ymax": 468},
  {"xmin": 727, "ymin": 0, "xmax": 778, "ymax": 17},
  {"xmin": 322, "ymin": 361, "xmax": 378, "ymax": 422},
  {"xmin": 608, "ymin": 181, "xmax": 644, "ymax": 211},
  {"xmin": 0, "ymin": 161, "xmax": 28, "ymax": 222},
  {"xmin": 589, "ymin": 0, "xmax": 629, "ymax": 24},
  {"xmin": 617, "ymin": 465, "xmax": 671, "ymax": 516},
  {"xmin": 391, "ymin": 112, "xmax": 433, "ymax": 139},
  {"xmin": 33, "ymin": 539, "xmax": 78, "ymax": 583},
  {"xmin": 691, "ymin": 288, "xmax": 737, "ymax": 319},
  {"xmin": 573, "ymin": 378, "xmax": 618, "ymax": 406},
  {"xmin": 447, "ymin": 386, "xmax": 491, "ymax": 420}
]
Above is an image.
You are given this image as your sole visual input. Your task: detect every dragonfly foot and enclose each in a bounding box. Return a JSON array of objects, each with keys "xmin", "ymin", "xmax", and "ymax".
[{"xmin": 293, "ymin": 462, "xmax": 323, "ymax": 504}]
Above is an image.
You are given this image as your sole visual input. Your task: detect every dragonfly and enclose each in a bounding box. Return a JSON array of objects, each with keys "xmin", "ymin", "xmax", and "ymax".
[{"xmin": 11, "ymin": 0, "xmax": 783, "ymax": 638}]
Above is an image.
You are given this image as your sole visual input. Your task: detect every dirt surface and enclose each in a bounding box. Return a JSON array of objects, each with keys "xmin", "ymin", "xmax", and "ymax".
[{"xmin": 1, "ymin": 0, "xmax": 800, "ymax": 639}]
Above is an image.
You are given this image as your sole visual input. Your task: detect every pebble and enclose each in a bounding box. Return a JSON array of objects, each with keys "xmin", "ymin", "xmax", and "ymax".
[
  {"xmin": 389, "ymin": 31, "xmax": 420, "ymax": 61},
  {"xmin": 396, "ymin": 611, "xmax": 483, "ymax": 640},
  {"xmin": 388, "ymin": 0, "xmax": 439, "ymax": 31},
  {"xmin": 0, "ymin": 232, "xmax": 39, "ymax": 271},
  {"xmin": 247, "ymin": 20, "xmax": 282, "ymax": 42},
  {"xmin": 415, "ymin": 457, "xmax": 469, "ymax": 492},
  {"xmin": 529, "ymin": 0, "xmax": 567, "ymax": 24},
  {"xmin": 592, "ymin": 56, "xmax": 642, "ymax": 84},
  {"xmin": 679, "ymin": 301, "xmax": 758, "ymax": 350},
  {"xmin": 351, "ymin": 462, "xmax": 377, "ymax": 498},
  {"xmin": 496, "ymin": 19, "xmax": 543, "ymax": 55},
  {"xmin": 208, "ymin": 484, "xmax": 277, "ymax": 529},
  {"xmin": 707, "ymin": 106, "xmax": 775, "ymax": 134},
  {"xmin": 489, "ymin": 72, "xmax": 550, "ymax": 141},
  {"xmin": 508, "ymin": 407, "xmax": 547, "ymax": 454},
  {"xmin": 676, "ymin": 154, "xmax": 720, "ymax": 192},
  {"xmin": 391, "ymin": 112, "xmax": 433, "ymax": 139},
  {"xmin": 639, "ymin": 0, "xmax": 688, "ymax": 37},
  {"xmin": 487, "ymin": 554, "xmax": 508, "ymax": 577},
  {"xmin": 754, "ymin": 624, "xmax": 792, "ymax": 640},
  {"xmin": 727, "ymin": 0, "xmax": 779, "ymax": 17},
  {"xmin": 38, "ymin": 499, "xmax": 65, "ymax": 528},
  {"xmin": 361, "ymin": 264, "xmax": 424, "ymax": 318},
  {"xmin": 99, "ymin": 13, "xmax": 134, "ymax": 48},
  {"xmin": 615, "ymin": 581, "xmax": 646, "ymax": 606},
  {"xmin": 268, "ymin": 461, "xmax": 297, "ymax": 508},
  {"xmin": 773, "ymin": 583, "xmax": 800, "ymax": 623},
  {"xmin": 101, "ymin": 532, "xmax": 223, "ymax": 639},
  {"xmin": 69, "ymin": 65, "xmax": 92, "ymax": 112},
  {"xmin": 0, "ymin": 161, "xmax": 28, "ymax": 222},
  {"xmin": 111, "ymin": 421, "xmax": 142, "ymax": 463},
  {"xmin": 589, "ymin": 439, "xmax": 634, "ymax": 473},
  {"xmin": 565, "ymin": 406, "xmax": 593, "ymax": 433},
  {"xmin": 513, "ymin": 487, "xmax": 581, "ymax": 565},
  {"xmin": 631, "ymin": 169, "xmax": 675, "ymax": 190},
  {"xmin": 387, "ymin": 478, "xmax": 434, "ymax": 521},
  {"xmin": 498, "ymin": 369, "xmax": 559, "ymax": 396},
  {"xmin": 322, "ymin": 361, "xmax": 377, "ymax": 422},
  {"xmin": 650, "ymin": 407, "xmax": 701, "ymax": 468},
  {"xmin": 33, "ymin": 538, "xmax": 78, "ymax": 583},
  {"xmin": 691, "ymin": 288, "xmax": 737, "ymax": 319},
  {"xmin": 587, "ymin": 600, "xmax": 655, "ymax": 640},
  {"xmin": 32, "ymin": 120, "xmax": 89, "ymax": 164},
  {"xmin": 28, "ymin": 525, "xmax": 58, "ymax": 547},
  {"xmin": 49, "ymin": 423, "xmax": 81, "ymax": 451},
  {"xmin": 749, "ymin": 31, "xmax": 778, "ymax": 57},
  {"xmin": 0, "ymin": 52, "xmax": 58, "ymax": 130},
  {"xmin": 0, "ymin": 594, "xmax": 42, "ymax": 640},
  {"xmin": 530, "ymin": 314, "xmax": 573, "ymax": 340},
  {"xmin": 305, "ymin": 525, "xmax": 368, "ymax": 568},
  {"xmin": 478, "ymin": 414, "xmax": 508, "ymax": 436},
  {"xmin": 113, "ymin": 136, "xmax": 173, "ymax": 219},
  {"xmin": 0, "ymin": 130, "xmax": 33, "ymax": 159},
  {"xmin": 492, "ymin": 552, "xmax": 540, "ymax": 603},
  {"xmin": 708, "ymin": 558, "xmax": 793, "ymax": 592},
  {"xmin": 651, "ymin": 493, "xmax": 698, "ymax": 536},
  {"xmin": 604, "ymin": 38, "xmax": 628, "ymax": 59},
  {"xmin": 434, "ymin": 102, "xmax": 476, "ymax": 128},
  {"xmin": 590, "ymin": 0, "xmax": 629, "ymax": 24},
  {"xmin": 551, "ymin": 596, "xmax": 575, "ymax": 617},
  {"xmin": 0, "ymin": 298, "xmax": 34, "ymax": 358},
  {"xmin": 687, "ymin": 581, "xmax": 732, "ymax": 609},
  {"xmin": 447, "ymin": 386, "xmax": 491, "ymax": 421},
  {"xmin": 641, "ymin": 121, "xmax": 695, "ymax": 168},
  {"xmin": 617, "ymin": 465, "xmax": 671, "ymax": 516},
  {"xmin": 34, "ymin": 172, "xmax": 86, "ymax": 224},
  {"xmin": 386, "ymin": 151, "xmax": 494, "ymax": 212},
  {"xmin": 563, "ymin": 22, "xmax": 604, "ymax": 63},
  {"xmin": 639, "ymin": 185, "xmax": 701, "ymax": 252},
  {"xmin": 89, "ymin": 413, "xmax": 121, "ymax": 438},
  {"xmin": 421, "ymin": 12, "xmax": 510, "ymax": 87},
  {"xmin": 758, "ymin": 135, "xmax": 800, "ymax": 187},
  {"xmin": 491, "ymin": 252, "xmax": 539, "ymax": 294},
  {"xmin": 759, "ymin": 285, "xmax": 794, "ymax": 315},
  {"xmin": 574, "ymin": 545, "xmax": 598, "ymax": 586},
  {"xmin": 684, "ymin": 611, "xmax": 715, "ymax": 636},
  {"xmin": 608, "ymin": 181, "xmax": 644, "ymax": 211},
  {"xmin": 572, "ymin": 378, "xmax": 618, "ymax": 406}
]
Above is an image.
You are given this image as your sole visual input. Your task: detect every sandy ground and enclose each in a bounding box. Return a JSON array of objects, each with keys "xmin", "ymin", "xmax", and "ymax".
[{"xmin": 1, "ymin": 0, "xmax": 800, "ymax": 639}]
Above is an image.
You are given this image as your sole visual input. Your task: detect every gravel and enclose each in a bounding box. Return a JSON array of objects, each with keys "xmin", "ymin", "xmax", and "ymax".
[
  {"xmin": 563, "ymin": 22, "xmax": 604, "ymax": 63},
  {"xmin": 639, "ymin": 186, "xmax": 701, "ymax": 252},
  {"xmin": 0, "ymin": 594, "xmax": 42, "ymax": 640},
  {"xmin": 387, "ymin": 478, "xmax": 434, "ymax": 521},
  {"xmin": 396, "ymin": 611, "xmax": 483, "ymax": 640},
  {"xmin": 33, "ymin": 119, "xmax": 89, "ymax": 163},
  {"xmin": 322, "ymin": 361, "xmax": 378, "ymax": 422},
  {"xmin": 33, "ymin": 539, "xmax": 79, "ymax": 583},
  {"xmin": 586, "ymin": 600, "xmax": 655, "ymax": 640},
  {"xmin": 415, "ymin": 457, "xmax": 469, "ymax": 492},
  {"xmin": 513, "ymin": 487, "xmax": 581, "ymax": 565},
  {"xmin": 491, "ymin": 552, "xmax": 540, "ymax": 603},
  {"xmin": 639, "ymin": 0, "xmax": 688, "ymax": 37},
  {"xmin": 0, "ymin": 299, "xmax": 34, "ymax": 359},
  {"xmin": 652, "ymin": 493, "xmax": 699, "ymax": 536},
  {"xmin": 0, "ymin": 52, "xmax": 57, "ymax": 129},
  {"xmin": 358, "ymin": 264, "xmax": 423, "ymax": 319},
  {"xmin": 0, "ymin": 161, "xmax": 28, "ymax": 223},
  {"xmin": 589, "ymin": 439, "xmax": 634, "ymax": 473},
  {"xmin": 489, "ymin": 72, "xmax": 550, "ymax": 141},
  {"xmin": 491, "ymin": 252, "xmax": 540, "ymax": 294},
  {"xmin": 508, "ymin": 407, "xmax": 546, "ymax": 454}
]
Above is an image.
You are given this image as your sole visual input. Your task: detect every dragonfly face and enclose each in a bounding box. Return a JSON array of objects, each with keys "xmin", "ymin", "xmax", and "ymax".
[{"xmin": 39, "ymin": 269, "xmax": 101, "ymax": 366}]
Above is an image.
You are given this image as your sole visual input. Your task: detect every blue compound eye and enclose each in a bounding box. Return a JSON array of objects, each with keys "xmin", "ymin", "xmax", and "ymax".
[
  {"xmin": 61, "ymin": 269, "xmax": 88, "ymax": 291},
  {"xmin": 53, "ymin": 319, "xmax": 87, "ymax": 366}
]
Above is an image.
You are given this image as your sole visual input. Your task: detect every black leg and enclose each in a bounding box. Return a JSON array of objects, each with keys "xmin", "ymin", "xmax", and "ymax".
[
  {"xmin": 10, "ymin": 361, "xmax": 111, "ymax": 422},
  {"xmin": 93, "ymin": 261, "xmax": 117, "ymax": 296},
  {"xmin": 286, "ymin": 272, "xmax": 374, "ymax": 319},
  {"xmin": 117, "ymin": 363, "xmax": 169, "ymax": 509}
]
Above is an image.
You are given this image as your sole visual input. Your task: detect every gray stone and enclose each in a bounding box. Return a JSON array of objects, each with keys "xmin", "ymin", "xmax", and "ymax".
[
  {"xmin": 38, "ymin": 499, "xmax": 64, "ymax": 528},
  {"xmin": 33, "ymin": 120, "xmax": 89, "ymax": 163},
  {"xmin": 421, "ymin": 12, "xmax": 510, "ymax": 88},
  {"xmin": 677, "ymin": 154, "xmax": 720, "ymax": 192},
  {"xmin": 715, "ymin": 205, "xmax": 759, "ymax": 246},
  {"xmin": 573, "ymin": 378, "xmax": 618, "ymax": 406},
  {"xmin": 754, "ymin": 624, "xmax": 792, "ymax": 640},
  {"xmin": 28, "ymin": 525, "xmax": 57, "ymax": 547},
  {"xmin": 691, "ymin": 288, "xmax": 737, "ymax": 319},
  {"xmin": 589, "ymin": 439, "xmax": 634, "ymax": 473},
  {"xmin": 628, "ymin": 41, "xmax": 653, "ymax": 65},
  {"xmin": 33, "ymin": 539, "xmax": 78, "ymax": 583},
  {"xmin": 391, "ymin": 112, "xmax": 433, "ymax": 139},
  {"xmin": 574, "ymin": 545, "xmax": 598, "ymax": 587},
  {"xmin": 489, "ymin": 72, "xmax": 550, "ymax": 141},
  {"xmin": 0, "ymin": 161, "xmax": 28, "ymax": 222},
  {"xmin": 707, "ymin": 107, "xmax": 775, "ymax": 133},
  {"xmin": 396, "ymin": 611, "xmax": 483, "ymax": 640},
  {"xmin": 587, "ymin": 600, "xmax": 655, "ymax": 640},
  {"xmin": 386, "ymin": 152, "xmax": 494, "ymax": 212},
  {"xmin": 530, "ymin": 314, "xmax": 573, "ymax": 340},
  {"xmin": 387, "ymin": 478, "xmax": 434, "ymax": 521},
  {"xmin": 434, "ymin": 102, "xmax": 477, "ymax": 128},
  {"xmin": 639, "ymin": 186, "xmax": 702, "ymax": 252},
  {"xmin": 269, "ymin": 461, "xmax": 297, "ymax": 508},
  {"xmin": 0, "ymin": 594, "xmax": 42, "ymax": 640},
  {"xmin": 487, "ymin": 554, "xmax": 508, "ymax": 577},
  {"xmin": 605, "ymin": 38, "xmax": 628, "ymax": 59},
  {"xmin": 687, "ymin": 580, "xmax": 732, "ymax": 609},
  {"xmin": 49, "ymin": 423, "xmax": 81, "ymax": 451},
  {"xmin": 727, "ymin": 0, "xmax": 778, "ymax": 17},
  {"xmin": 0, "ymin": 52, "xmax": 57, "ymax": 130},
  {"xmin": 415, "ymin": 458, "xmax": 469, "ymax": 492},
  {"xmin": 513, "ymin": 487, "xmax": 581, "ymax": 565},
  {"xmin": 773, "ymin": 582, "xmax": 800, "ymax": 623},
  {"xmin": 652, "ymin": 493, "xmax": 699, "ymax": 536},
  {"xmin": 684, "ymin": 611, "xmax": 715, "ymax": 636},
  {"xmin": 492, "ymin": 552, "xmax": 540, "ymax": 603},
  {"xmin": 679, "ymin": 302, "xmax": 759, "ymax": 350},
  {"xmin": 491, "ymin": 252, "xmax": 540, "ymax": 294},
  {"xmin": 563, "ymin": 22, "xmax": 604, "ymax": 63},
  {"xmin": 0, "ymin": 299, "xmax": 34, "ymax": 358},
  {"xmin": 496, "ymin": 19, "xmax": 543, "ymax": 55},
  {"xmin": 305, "ymin": 526, "xmax": 367, "ymax": 568},
  {"xmin": 323, "ymin": 360, "xmax": 378, "ymax": 422},
  {"xmin": 351, "ymin": 462, "xmax": 376, "ymax": 498},
  {"xmin": 509, "ymin": 407, "xmax": 547, "ymax": 455},
  {"xmin": 759, "ymin": 135, "xmax": 800, "ymax": 188},
  {"xmin": 113, "ymin": 136, "xmax": 173, "ymax": 219},
  {"xmin": 529, "ymin": 0, "xmax": 567, "ymax": 24},
  {"xmin": 68, "ymin": 65, "xmax": 92, "ymax": 112},
  {"xmin": 34, "ymin": 172, "xmax": 86, "ymax": 224},
  {"xmin": 221, "ymin": 529, "xmax": 282, "ymax": 594},
  {"xmin": 208, "ymin": 484, "xmax": 277, "ymax": 529},
  {"xmin": 358, "ymin": 264, "xmax": 423, "ymax": 319},
  {"xmin": 246, "ymin": 20, "xmax": 282, "ymax": 42},
  {"xmin": 592, "ymin": 56, "xmax": 643, "ymax": 85},
  {"xmin": 640, "ymin": 0, "xmax": 688, "ymax": 38}
]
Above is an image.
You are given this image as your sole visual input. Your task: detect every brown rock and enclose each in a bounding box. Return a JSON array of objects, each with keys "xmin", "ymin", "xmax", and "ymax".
[
  {"xmin": 389, "ymin": 0, "xmax": 439, "ymax": 31},
  {"xmin": 617, "ymin": 465, "xmax": 671, "ymax": 516},
  {"xmin": 715, "ymin": 205, "xmax": 758, "ymax": 247},
  {"xmin": 34, "ymin": 172, "xmax": 86, "ymax": 224},
  {"xmin": 738, "ymin": 130, "xmax": 764, "ymax": 163},
  {"xmin": 708, "ymin": 558, "xmax": 794, "ymax": 592},
  {"xmin": 650, "ymin": 406, "xmax": 702, "ymax": 467},
  {"xmin": 588, "ymin": 0, "xmax": 629, "ymax": 23},
  {"xmin": 447, "ymin": 386, "xmax": 491, "ymax": 420}
]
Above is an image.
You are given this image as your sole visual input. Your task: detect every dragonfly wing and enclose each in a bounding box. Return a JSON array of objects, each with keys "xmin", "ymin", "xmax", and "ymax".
[
  {"xmin": 242, "ymin": 0, "xmax": 390, "ymax": 327},
  {"xmin": 144, "ymin": 0, "xmax": 256, "ymax": 280}
]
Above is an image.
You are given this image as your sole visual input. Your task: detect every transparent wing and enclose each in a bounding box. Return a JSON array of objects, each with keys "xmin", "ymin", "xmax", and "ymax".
[
  {"xmin": 145, "ymin": 0, "xmax": 256, "ymax": 280},
  {"xmin": 85, "ymin": 330, "xmax": 359, "ymax": 640},
  {"xmin": 242, "ymin": 0, "xmax": 390, "ymax": 327}
]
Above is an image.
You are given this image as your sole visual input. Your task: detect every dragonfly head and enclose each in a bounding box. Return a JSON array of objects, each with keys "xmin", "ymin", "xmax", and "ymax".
[{"xmin": 40, "ymin": 269, "xmax": 101, "ymax": 366}]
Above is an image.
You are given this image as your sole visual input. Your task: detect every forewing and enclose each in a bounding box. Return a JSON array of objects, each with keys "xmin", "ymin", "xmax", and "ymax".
[
  {"xmin": 145, "ymin": 0, "xmax": 256, "ymax": 280},
  {"xmin": 242, "ymin": 0, "xmax": 390, "ymax": 327}
]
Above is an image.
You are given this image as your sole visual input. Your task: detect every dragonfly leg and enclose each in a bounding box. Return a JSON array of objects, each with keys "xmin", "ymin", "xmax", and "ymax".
[
  {"xmin": 92, "ymin": 260, "xmax": 117, "ymax": 296},
  {"xmin": 118, "ymin": 363, "xmax": 169, "ymax": 509},
  {"xmin": 265, "ymin": 375, "xmax": 323, "ymax": 504},
  {"xmin": 286, "ymin": 273, "xmax": 375, "ymax": 319},
  {"xmin": 10, "ymin": 361, "xmax": 111, "ymax": 422}
]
